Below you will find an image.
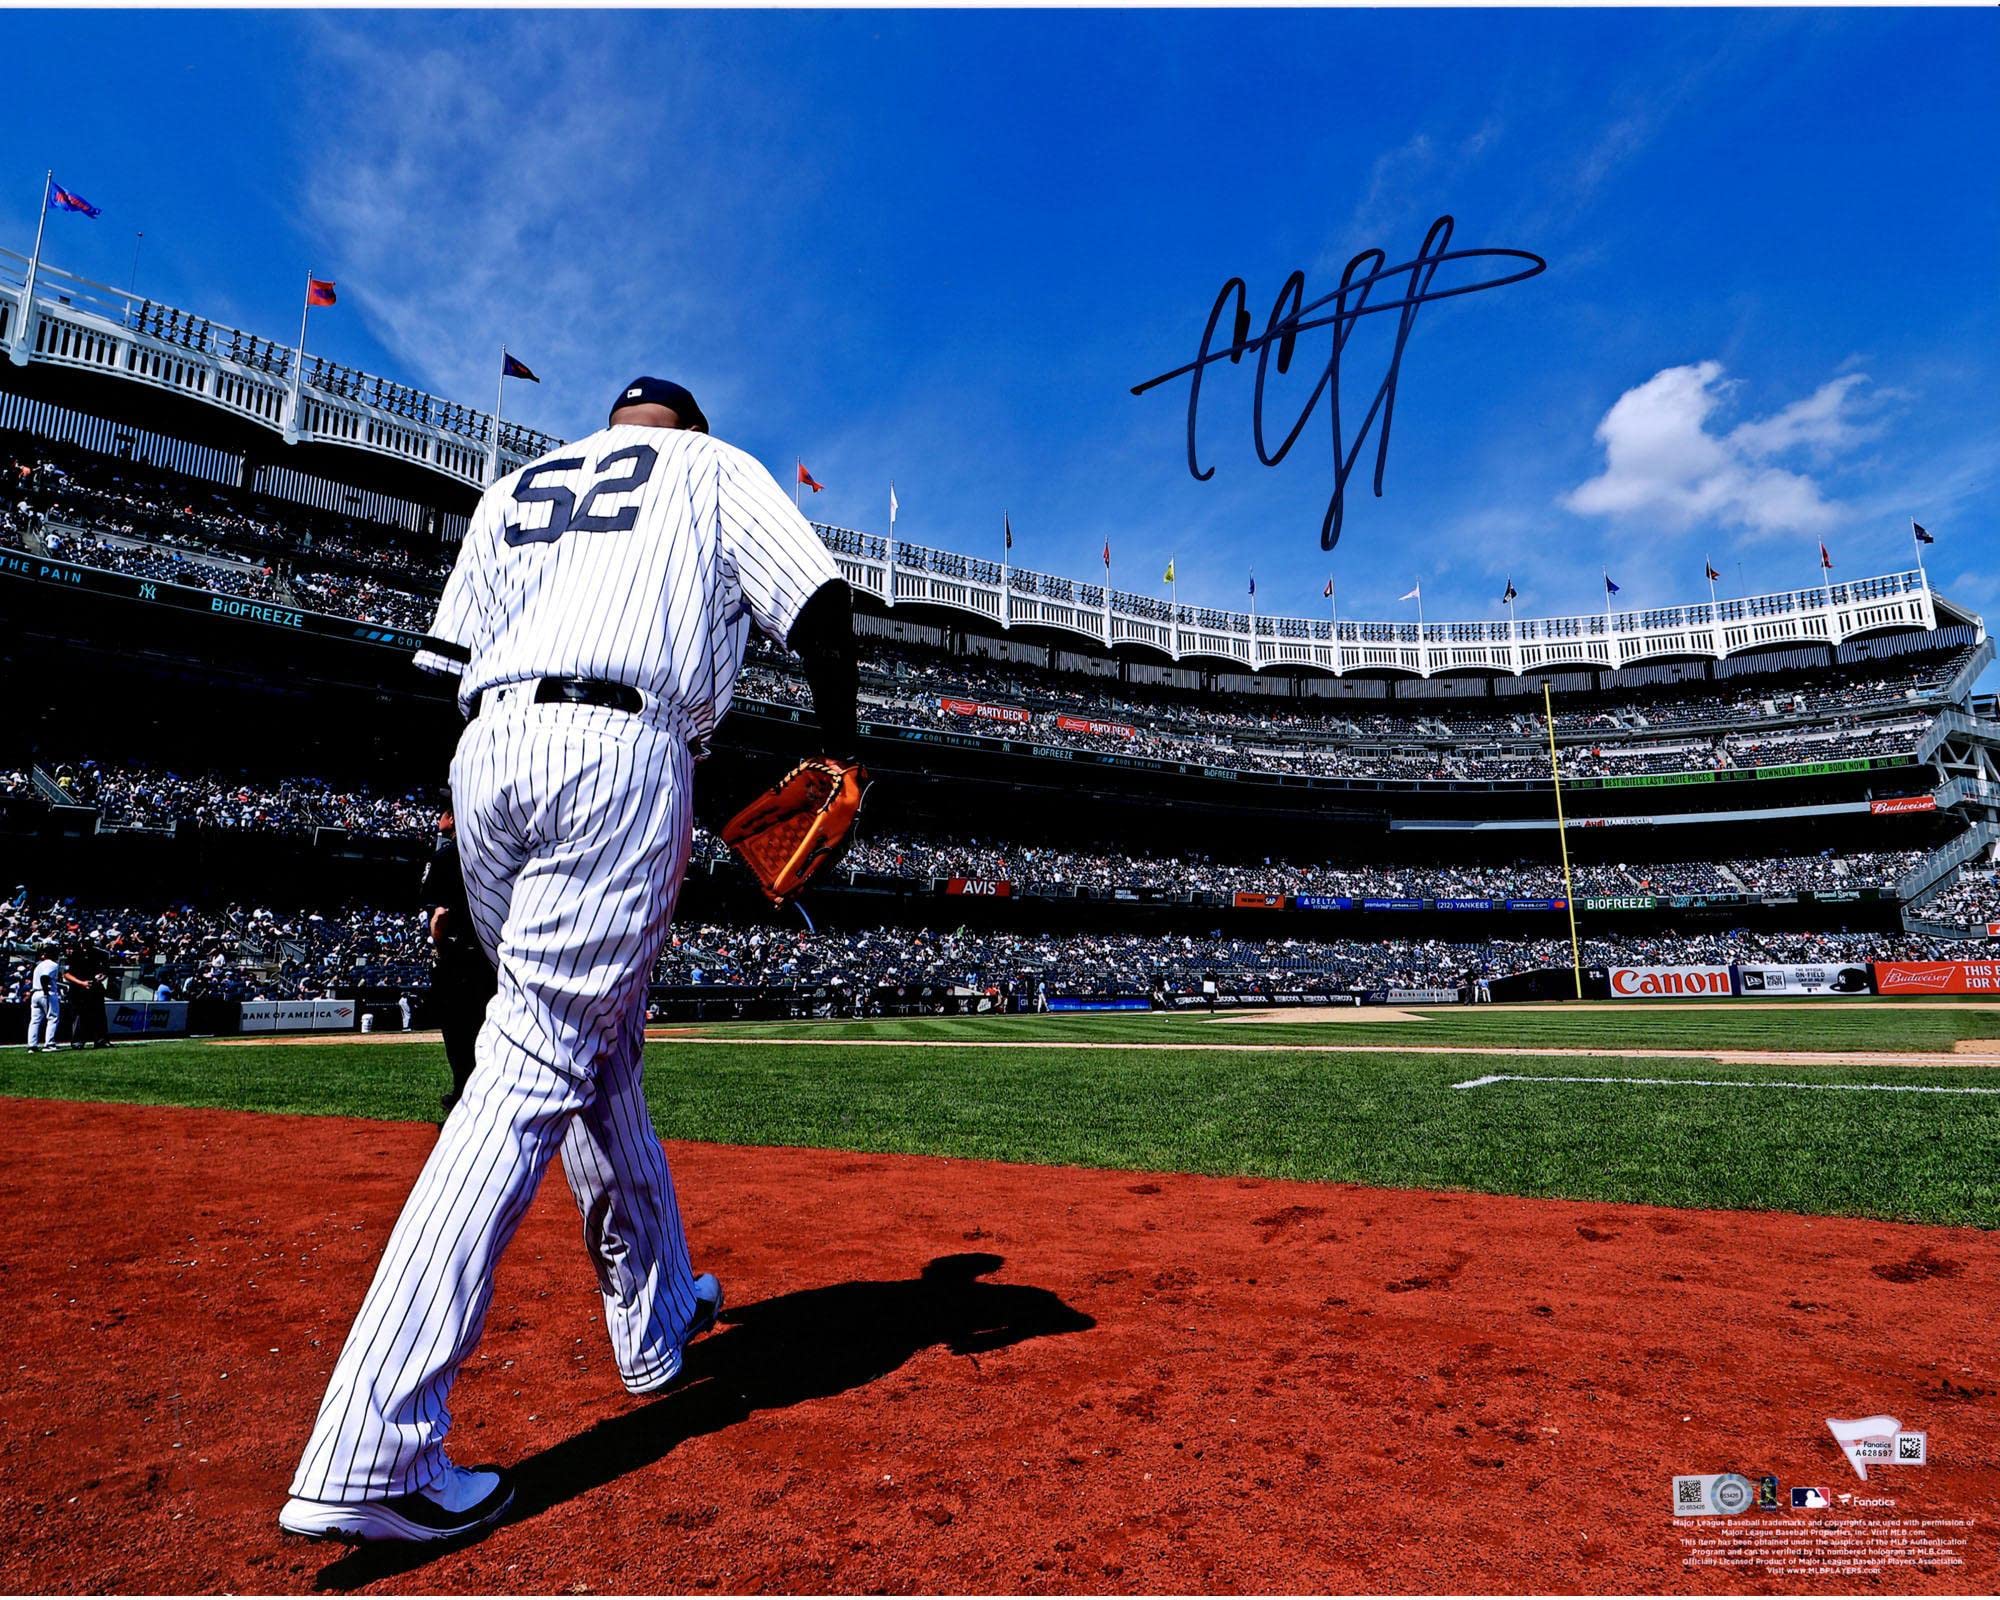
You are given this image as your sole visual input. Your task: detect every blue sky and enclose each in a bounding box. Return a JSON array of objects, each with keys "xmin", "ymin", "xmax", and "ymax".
[{"xmin": 3, "ymin": 8, "xmax": 1995, "ymax": 633}]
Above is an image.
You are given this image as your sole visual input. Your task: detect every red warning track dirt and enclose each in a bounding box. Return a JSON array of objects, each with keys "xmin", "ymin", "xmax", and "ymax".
[{"xmin": 1, "ymin": 1098, "xmax": 1994, "ymax": 1594}]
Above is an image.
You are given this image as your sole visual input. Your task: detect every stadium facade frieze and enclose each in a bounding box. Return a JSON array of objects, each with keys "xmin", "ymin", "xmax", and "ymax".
[
  {"xmin": 788, "ymin": 703, "xmax": 1926, "ymax": 798},
  {"xmin": 814, "ymin": 524, "xmax": 1952, "ymax": 680}
]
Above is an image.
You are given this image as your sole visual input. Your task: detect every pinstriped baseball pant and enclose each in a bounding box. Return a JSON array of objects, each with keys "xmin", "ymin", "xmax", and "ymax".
[{"xmin": 291, "ymin": 694, "xmax": 702, "ymax": 1501}]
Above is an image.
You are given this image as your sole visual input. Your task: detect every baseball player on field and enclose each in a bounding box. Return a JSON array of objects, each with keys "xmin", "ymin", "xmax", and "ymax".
[
  {"xmin": 281, "ymin": 376, "xmax": 860, "ymax": 1544},
  {"xmin": 26, "ymin": 945, "xmax": 62, "ymax": 1051}
]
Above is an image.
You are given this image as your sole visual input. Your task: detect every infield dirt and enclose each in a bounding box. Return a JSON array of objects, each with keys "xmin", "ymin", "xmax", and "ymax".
[{"xmin": 3, "ymin": 1098, "xmax": 1993, "ymax": 1594}]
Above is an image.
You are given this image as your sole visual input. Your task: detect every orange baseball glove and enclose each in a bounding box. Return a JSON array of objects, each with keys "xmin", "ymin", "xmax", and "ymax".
[{"xmin": 719, "ymin": 757, "xmax": 871, "ymax": 905}]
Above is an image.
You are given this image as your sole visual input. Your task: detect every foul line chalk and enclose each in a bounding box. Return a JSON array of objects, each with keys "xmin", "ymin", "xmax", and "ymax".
[{"xmin": 1452, "ymin": 1072, "xmax": 2000, "ymax": 1095}]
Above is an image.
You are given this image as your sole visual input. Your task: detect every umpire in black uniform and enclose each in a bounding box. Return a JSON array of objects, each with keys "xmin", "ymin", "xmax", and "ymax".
[{"xmin": 421, "ymin": 811, "xmax": 499, "ymax": 1116}]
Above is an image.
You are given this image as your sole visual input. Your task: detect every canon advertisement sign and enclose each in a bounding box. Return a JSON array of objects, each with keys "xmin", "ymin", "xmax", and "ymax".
[{"xmin": 1607, "ymin": 966, "xmax": 1734, "ymax": 997}]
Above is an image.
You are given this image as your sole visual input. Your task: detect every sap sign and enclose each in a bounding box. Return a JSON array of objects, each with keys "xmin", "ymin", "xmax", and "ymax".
[{"xmin": 1608, "ymin": 966, "xmax": 1734, "ymax": 998}]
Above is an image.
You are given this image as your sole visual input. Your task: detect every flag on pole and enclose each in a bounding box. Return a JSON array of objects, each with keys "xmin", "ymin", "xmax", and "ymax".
[
  {"xmin": 1502, "ymin": 579, "xmax": 1517, "ymax": 604},
  {"xmin": 1248, "ymin": 572, "xmax": 1256, "ymax": 598},
  {"xmin": 1162, "ymin": 558, "xmax": 1175, "ymax": 584},
  {"xmin": 501, "ymin": 351, "xmax": 539, "ymax": 382},
  {"xmin": 1400, "ymin": 584, "xmax": 1421, "ymax": 602},
  {"xmin": 1323, "ymin": 576, "xmax": 1334, "ymax": 599},
  {"xmin": 1604, "ymin": 574, "xmax": 1621, "ymax": 596},
  {"xmin": 1102, "ymin": 540, "xmax": 1111, "ymax": 569},
  {"xmin": 306, "ymin": 278, "xmax": 337, "ymax": 308},
  {"xmin": 1819, "ymin": 541, "xmax": 1833, "ymax": 569},
  {"xmin": 1705, "ymin": 559, "xmax": 1721, "ymax": 583},
  {"xmin": 1003, "ymin": 512, "xmax": 1012, "ymax": 551},
  {"xmin": 796, "ymin": 462, "xmax": 823, "ymax": 493},
  {"xmin": 890, "ymin": 484, "xmax": 900, "ymax": 523},
  {"xmin": 1912, "ymin": 522, "xmax": 1934, "ymax": 545},
  {"xmin": 47, "ymin": 179, "xmax": 100, "ymax": 218}
]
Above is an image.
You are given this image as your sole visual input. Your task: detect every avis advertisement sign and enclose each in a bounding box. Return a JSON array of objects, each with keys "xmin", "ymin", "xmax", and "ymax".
[
  {"xmin": 938, "ymin": 696, "xmax": 1031, "ymax": 725},
  {"xmin": 944, "ymin": 878, "xmax": 1012, "ymax": 897},
  {"xmin": 1869, "ymin": 795, "xmax": 1937, "ymax": 815},
  {"xmin": 1873, "ymin": 961, "xmax": 2000, "ymax": 995},
  {"xmin": 1607, "ymin": 966, "xmax": 1734, "ymax": 998}
]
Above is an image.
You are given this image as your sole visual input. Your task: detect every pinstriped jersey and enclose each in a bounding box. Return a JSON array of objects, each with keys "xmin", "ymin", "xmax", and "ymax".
[{"xmin": 415, "ymin": 425, "xmax": 839, "ymax": 736}]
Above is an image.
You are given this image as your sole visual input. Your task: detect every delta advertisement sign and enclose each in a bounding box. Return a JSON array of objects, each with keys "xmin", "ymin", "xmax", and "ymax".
[
  {"xmin": 938, "ymin": 697, "xmax": 1031, "ymax": 725},
  {"xmin": 1873, "ymin": 960, "xmax": 2000, "ymax": 995}
]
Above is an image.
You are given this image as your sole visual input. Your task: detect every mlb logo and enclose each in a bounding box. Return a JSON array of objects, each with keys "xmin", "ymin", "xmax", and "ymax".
[{"xmin": 1793, "ymin": 1487, "xmax": 1830, "ymax": 1509}]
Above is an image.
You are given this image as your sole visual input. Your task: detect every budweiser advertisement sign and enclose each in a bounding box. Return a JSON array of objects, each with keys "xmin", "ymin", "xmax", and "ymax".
[
  {"xmin": 1055, "ymin": 713, "xmax": 1135, "ymax": 739},
  {"xmin": 1232, "ymin": 891, "xmax": 1285, "ymax": 909},
  {"xmin": 1607, "ymin": 965, "xmax": 1734, "ymax": 998},
  {"xmin": 939, "ymin": 697, "xmax": 1030, "ymax": 724},
  {"xmin": 1869, "ymin": 795, "xmax": 1937, "ymax": 815},
  {"xmin": 945, "ymin": 878, "xmax": 1012, "ymax": 897},
  {"xmin": 1873, "ymin": 961, "xmax": 2000, "ymax": 995}
]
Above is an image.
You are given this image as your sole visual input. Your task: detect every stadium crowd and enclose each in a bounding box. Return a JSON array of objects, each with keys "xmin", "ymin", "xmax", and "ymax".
[
  {"xmin": 1920, "ymin": 862, "xmax": 2000, "ymax": 932},
  {"xmin": 4, "ymin": 436, "xmax": 449, "ymax": 627},
  {"xmin": 697, "ymin": 827, "xmax": 1924, "ymax": 901},
  {"xmin": 3, "ymin": 892, "xmax": 1961, "ymax": 1009},
  {"xmin": 733, "ymin": 638, "xmax": 1941, "ymax": 784},
  {"xmin": 30, "ymin": 759, "xmax": 444, "ymax": 838},
  {"xmin": 0, "ymin": 896, "xmax": 431, "ymax": 1006}
]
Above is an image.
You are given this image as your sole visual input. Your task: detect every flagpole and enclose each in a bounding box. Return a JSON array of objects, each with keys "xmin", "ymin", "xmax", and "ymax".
[
  {"xmin": 885, "ymin": 485, "xmax": 898, "ymax": 610},
  {"xmin": 1545, "ymin": 682, "xmax": 1584, "ymax": 1001},
  {"xmin": 491, "ymin": 349, "xmax": 507, "ymax": 484},
  {"xmin": 1415, "ymin": 582, "xmax": 1427, "ymax": 677},
  {"xmin": 1602, "ymin": 567, "xmax": 1615, "ymax": 667},
  {"xmin": 1248, "ymin": 573, "xmax": 1256, "ymax": 671},
  {"xmin": 1706, "ymin": 560, "xmax": 1722, "ymax": 659},
  {"xmin": 1330, "ymin": 577, "xmax": 1341, "ymax": 677},
  {"xmin": 794, "ymin": 458, "xmax": 801, "ymax": 510},
  {"xmin": 288, "ymin": 272, "xmax": 314, "ymax": 433},
  {"xmin": 12, "ymin": 171, "xmax": 53, "ymax": 362},
  {"xmin": 1170, "ymin": 560, "xmax": 1179, "ymax": 660}
]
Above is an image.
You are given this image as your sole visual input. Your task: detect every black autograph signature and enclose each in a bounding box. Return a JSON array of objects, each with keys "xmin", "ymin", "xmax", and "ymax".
[{"xmin": 1131, "ymin": 215, "xmax": 1545, "ymax": 550}]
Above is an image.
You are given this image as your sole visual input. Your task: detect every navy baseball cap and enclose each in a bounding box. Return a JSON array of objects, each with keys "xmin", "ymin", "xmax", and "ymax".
[{"xmin": 611, "ymin": 376, "xmax": 708, "ymax": 433}]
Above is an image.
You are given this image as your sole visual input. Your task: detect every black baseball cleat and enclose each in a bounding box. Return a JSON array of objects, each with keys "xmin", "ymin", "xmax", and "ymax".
[{"xmin": 278, "ymin": 1461, "xmax": 514, "ymax": 1544}]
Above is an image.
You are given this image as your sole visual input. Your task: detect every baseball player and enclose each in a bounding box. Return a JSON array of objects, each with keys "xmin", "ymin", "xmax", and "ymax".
[
  {"xmin": 281, "ymin": 376, "xmax": 858, "ymax": 1544},
  {"xmin": 26, "ymin": 945, "xmax": 61, "ymax": 1050}
]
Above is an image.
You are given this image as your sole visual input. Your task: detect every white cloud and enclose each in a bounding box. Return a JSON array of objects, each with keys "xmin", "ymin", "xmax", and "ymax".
[
  {"xmin": 297, "ymin": 16, "xmax": 768, "ymax": 440},
  {"xmin": 1562, "ymin": 360, "xmax": 1880, "ymax": 537}
]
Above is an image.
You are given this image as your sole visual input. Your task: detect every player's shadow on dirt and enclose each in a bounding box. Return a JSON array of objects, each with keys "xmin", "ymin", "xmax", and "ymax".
[{"xmin": 313, "ymin": 1252, "xmax": 1092, "ymax": 1591}]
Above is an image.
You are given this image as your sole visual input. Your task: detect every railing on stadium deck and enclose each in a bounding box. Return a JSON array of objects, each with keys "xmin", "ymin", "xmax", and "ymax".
[
  {"xmin": 810, "ymin": 521, "xmax": 1947, "ymax": 678},
  {"xmin": 0, "ymin": 244, "xmax": 1962, "ymax": 674},
  {"xmin": 0, "ymin": 247, "xmax": 562, "ymax": 495}
]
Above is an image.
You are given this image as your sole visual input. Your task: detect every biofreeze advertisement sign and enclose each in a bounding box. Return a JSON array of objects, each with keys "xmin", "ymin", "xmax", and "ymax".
[{"xmin": 1607, "ymin": 966, "xmax": 1734, "ymax": 998}]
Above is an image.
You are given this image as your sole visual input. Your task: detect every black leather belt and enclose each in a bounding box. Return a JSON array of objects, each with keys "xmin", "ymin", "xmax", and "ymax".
[{"xmin": 470, "ymin": 677, "xmax": 643, "ymax": 718}]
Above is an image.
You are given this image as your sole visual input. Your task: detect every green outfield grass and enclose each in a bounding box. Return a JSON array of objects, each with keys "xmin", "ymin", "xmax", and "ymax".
[
  {"xmin": 668, "ymin": 999, "xmax": 2000, "ymax": 1054},
  {"xmin": 5, "ymin": 1014, "xmax": 1997, "ymax": 1227}
]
